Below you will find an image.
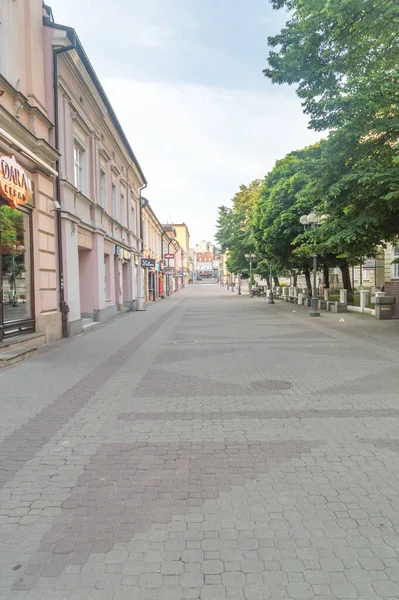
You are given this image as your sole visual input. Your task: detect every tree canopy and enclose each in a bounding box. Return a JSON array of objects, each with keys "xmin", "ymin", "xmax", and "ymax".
[{"xmin": 216, "ymin": 181, "xmax": 262, "ymax": 276}]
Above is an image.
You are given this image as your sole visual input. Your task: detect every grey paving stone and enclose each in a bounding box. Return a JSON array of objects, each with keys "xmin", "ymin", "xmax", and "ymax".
[{"xmin": 2, "ymin": 287, "xmax": 399, "ymax": 599}]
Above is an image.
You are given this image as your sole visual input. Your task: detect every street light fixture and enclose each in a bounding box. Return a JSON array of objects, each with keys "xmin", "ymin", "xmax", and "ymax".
[
  {"xmin": 245, "ymin": 253, "xmax": 256, "ymax": 297},
  {"xmin": 299, "ymin": 210, "xmax": 328, "ymax": 317}
]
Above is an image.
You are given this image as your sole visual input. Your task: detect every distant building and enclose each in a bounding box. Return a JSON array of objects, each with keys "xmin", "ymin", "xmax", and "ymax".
[
  {"xmin": 164, "ymin": 224, "xmax": 190, "ymax": 285},
  {"xmin": 197, "ymin": 252, "xmax": 215, "ymax": 278}
]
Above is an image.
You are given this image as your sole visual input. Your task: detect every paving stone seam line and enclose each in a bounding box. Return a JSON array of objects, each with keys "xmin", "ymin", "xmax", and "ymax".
[
  {"xmin": 117, "ymin": 408, "xmax": 399, "ymax": 421},
  {"xmin": 0, "ymin": 303, "xmax": 181, "ymax": 492}
]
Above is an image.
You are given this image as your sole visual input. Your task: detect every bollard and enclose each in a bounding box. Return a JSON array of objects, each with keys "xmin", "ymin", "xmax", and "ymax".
[{"xmin": 359, "ymin": 289, "xmax": 369, "ymax": 313}]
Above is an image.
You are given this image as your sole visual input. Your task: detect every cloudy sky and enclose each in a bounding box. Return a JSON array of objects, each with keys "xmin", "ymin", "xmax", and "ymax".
[{"xmin": 49, "ymin": 0, "xmax": 320, "ymax": 244}]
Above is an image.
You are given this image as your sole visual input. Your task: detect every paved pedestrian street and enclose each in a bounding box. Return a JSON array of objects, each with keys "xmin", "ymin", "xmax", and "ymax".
[{"xmin": 2, "ymin": 285, "xmax": 399, "ymax": 600}]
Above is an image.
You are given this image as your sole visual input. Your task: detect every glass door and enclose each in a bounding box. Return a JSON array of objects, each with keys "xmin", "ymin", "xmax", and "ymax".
[{"xmin": 0, "ymin": 203, "xmax": 33, "ymax": 341}]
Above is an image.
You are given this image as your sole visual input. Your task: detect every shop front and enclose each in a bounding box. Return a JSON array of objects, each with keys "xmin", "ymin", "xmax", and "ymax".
[
  {"xmin": 141, "ymin": 257, "xmax": 156, "ymax": 302},
  {"xmin": 0, "ymin": 143, "xmax": 60, "ymax": 343},
  {"xmin": 0, "ymin": 157, "xmax": 34, "ymax": 340}
]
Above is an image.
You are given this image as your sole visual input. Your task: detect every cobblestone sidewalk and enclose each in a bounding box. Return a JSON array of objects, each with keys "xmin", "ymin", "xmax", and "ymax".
[{"xmin": 1, "ymin": 285, "xmax": 399, "ymax": 600}]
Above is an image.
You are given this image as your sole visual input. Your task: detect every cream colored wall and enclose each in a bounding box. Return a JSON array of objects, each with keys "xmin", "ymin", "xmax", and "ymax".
[{"xmin": 174, "ymin": 225, "xmax": 190, "ymax": 281}]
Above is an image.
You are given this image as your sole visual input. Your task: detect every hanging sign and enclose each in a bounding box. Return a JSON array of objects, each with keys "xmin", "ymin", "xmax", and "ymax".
[
  {"xmin": 0, "ymin": 155, "xmax": 32, "ymax": 209},
  {"xmin": 141, "ymin": 258, "xmax": 156, "ymax": 268}
]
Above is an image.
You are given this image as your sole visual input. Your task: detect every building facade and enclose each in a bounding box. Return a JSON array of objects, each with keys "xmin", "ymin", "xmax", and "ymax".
[
  {"xmin": 43, "ymin": 15, "xmax": 146, "ymax": 335},
  {"xmin": 197, "ymin": 252, "xmax": 214, "ymax": 278},
  {"xmin": 169, "ymin": 223, "xmax": 190, "ymax": 285},
  {"xmin": 141, "ymin": 199, "xmax": 165, "ymax": 302},
  {"xmin": 163, "ymin": 224, "xmax": 184, "ymax": 292},
  {"xmin": 0, "ymin": 0, "xmax": 61, "ymax": 343}
]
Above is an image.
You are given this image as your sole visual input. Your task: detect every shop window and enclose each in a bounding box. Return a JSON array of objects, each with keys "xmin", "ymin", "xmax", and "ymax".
[{"xmin": 0, "ymin": 205, "xmax": 32, "ymax": 328}]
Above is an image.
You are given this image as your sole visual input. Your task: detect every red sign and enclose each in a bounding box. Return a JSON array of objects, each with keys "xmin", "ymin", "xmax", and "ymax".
[
  {"xmin": 0, "ymin": 155, "xmax": 32, "ymax": 209},
  {"xmin": 164, "ymin": 253, "xmax": 174, "ymax": 259}
]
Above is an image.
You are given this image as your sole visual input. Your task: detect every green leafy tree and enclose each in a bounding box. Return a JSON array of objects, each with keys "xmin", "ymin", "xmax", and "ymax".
[
  {"xmin": 265, "ymin": 0, "xmax": 399, "ymax": 136},
  {"xmin": 252, "ymin": 144, "xmax": 326, "ymax": 291},
  {"xmin": 263, "ymin": 0, "xmax": 399, "ymax": 284},
  {"xmin": 216, "ymin": 181, "xmax": 263, "ymax": 277}
]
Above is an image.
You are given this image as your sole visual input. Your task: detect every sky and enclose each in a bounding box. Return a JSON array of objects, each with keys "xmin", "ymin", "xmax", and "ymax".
[{"xmin": 48, "ymin": 0, "xmax": 320, "ymax": 245}]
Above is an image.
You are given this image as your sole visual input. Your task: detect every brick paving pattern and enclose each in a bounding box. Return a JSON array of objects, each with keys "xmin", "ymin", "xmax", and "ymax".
[{"xmin": 1, "ymin": 285, "xmax": 399, "ymax": 599}]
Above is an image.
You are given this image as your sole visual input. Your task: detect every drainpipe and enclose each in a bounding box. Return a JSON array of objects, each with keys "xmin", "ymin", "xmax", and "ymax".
[{"xmin": 53, "ymin": 35, "xmax": 76, "ymax": 337}]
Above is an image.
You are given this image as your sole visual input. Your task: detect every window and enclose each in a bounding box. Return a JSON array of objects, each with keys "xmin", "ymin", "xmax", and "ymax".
[
  {"xmin": 362, "ymin": 269, "xmax": 370, "ymax": 281},
  {"xmin": 111, "ymin": 183, "xmax": 116, "ymax": 218},
  {"xmin": 100, "ymin": 169, "xmax": 106, "ymax": 208},
  {"xmin": 131, "ymin": 206, "xmax": 136, "ymax": 234},
  {"xmin": 73, "ymin": 142, "xmax": 85, "ymax": 192},
  {"xmin": 391, "ymin": 247, "xmax": 399, "ymax": 279},
  {"xmin": 143, "ymin": 220, "xmax": 147, "ymax": 246},
  {"xmin": 121, "ymin": 191, "xmax": 126, "ymax": 226}
]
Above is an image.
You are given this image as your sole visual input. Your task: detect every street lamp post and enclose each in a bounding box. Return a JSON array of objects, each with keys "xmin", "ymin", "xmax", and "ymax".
[
  {"xmin": 299, "ymin": 211, "xmax": 327, "ymax": 317},
  {"xmin": 245, "ymin": 253, "xmax": 256, "ymax": 297},
  {"xmin": 268, "ymin": 260, "xmax": 275, "ymax": 304}
]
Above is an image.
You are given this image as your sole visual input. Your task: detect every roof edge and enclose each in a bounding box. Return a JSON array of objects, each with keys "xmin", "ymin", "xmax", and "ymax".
[{"xmin": 44, "ymin": 20, "xmax": 147, "ymax": 185}]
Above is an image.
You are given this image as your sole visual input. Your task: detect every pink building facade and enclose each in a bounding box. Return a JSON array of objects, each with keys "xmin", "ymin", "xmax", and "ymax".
[
  {"xmin": 0, "ymin": 0, "xmax": 61, "ymax": 343},
  {"xmin": 43, "ymin": 14, "xmax": 146, "ymax": 336}
]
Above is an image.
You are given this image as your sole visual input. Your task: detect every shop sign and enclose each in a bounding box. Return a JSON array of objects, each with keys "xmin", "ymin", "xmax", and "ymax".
[
  {"xmin": 164, "ymin": 253, "xmax": 174, "ymax": 259},
  {"xmin": 0, "ymin": 155, "xmax": 32, "ymax": 209},
  {"xmin": 134, "ymin": 253, "xmax": 139, "ymax": 266},
  {"xmin": 164, "ymin": 268, "xmax": 175, "ymax": 275},
  {"xmin": 114, "ymin": 245, "xmax": 123, "ymax": 259},
  {"xmin": 123, "ymin": 250, "xmax": 131, "ymax": 260},
  {"xmin": 141, "ymin": 258, "xmax": 156, "ymax": 268}
]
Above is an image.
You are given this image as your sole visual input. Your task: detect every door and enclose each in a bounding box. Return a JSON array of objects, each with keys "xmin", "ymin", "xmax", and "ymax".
[{"xmin": 0, "ymin": 203, "xmax": 34, "ymax": 340}]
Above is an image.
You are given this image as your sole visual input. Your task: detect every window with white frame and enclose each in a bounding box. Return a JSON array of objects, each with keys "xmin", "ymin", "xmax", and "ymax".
[
  {"xmin": 391, "ymin": 247, "xmax": 399, "ymax": 279},
  {"xmin": 100, "ymin": 169, "xmax": 106, "ymax": 208},
  {"xmin": 111, "ymin": 183, "xmax": 116, "ymax": 218},
  {"xmin": 73, "ymin": 142, "xmax": 86, "ymax": 192},
  {"xmin": 362, "ymin": 269, "xmax": 370, "ymax": 281},
  {"xmin": 120, "ymin": 190, "xmax": 126, "ymax": 226},
  {"xmin": 131, "ymin": 205, "xmax": 136, "ymax": 234}
]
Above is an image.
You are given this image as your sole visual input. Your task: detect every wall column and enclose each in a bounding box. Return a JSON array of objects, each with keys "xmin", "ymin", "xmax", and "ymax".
[{"xmin": 62, "ymin": 218, "xmax": 82, "ymax": 336}]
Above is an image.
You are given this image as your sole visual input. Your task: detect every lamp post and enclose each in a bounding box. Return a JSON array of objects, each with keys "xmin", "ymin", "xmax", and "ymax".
[
  {"xmin": 268, "ymin": 260, "xmax": 275, "ymax": 304},
  {"xmin": 299, "ymin": 211, "xmax": 327, "ymax": 317},
  {"xmin": 245, "ymin": 253, "xmax": 256, "ymax": 297}
]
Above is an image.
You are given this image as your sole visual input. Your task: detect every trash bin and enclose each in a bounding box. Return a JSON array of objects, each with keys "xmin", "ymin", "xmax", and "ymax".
[{"xmin": 375, "ymin": 296, "xmax": 395, "ymax": 320}]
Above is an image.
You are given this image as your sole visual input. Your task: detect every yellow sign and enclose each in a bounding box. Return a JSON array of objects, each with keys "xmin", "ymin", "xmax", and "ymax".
[{"xmin": 0, "ymin": 155, "xmax": 32, "ymax": 209}]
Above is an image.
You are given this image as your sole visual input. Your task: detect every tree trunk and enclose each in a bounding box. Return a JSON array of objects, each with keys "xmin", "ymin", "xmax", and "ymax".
[
  {"xmin": 291, "ymin": 271, "xmax": 298, "ymax": 287},
  {"xmin": 304, "ymin": 268, "xmax": 312, "ymax": 294},
  {"xmin": 273, "ymin": 275, "xmax": 279, "ymax": 287},
  {"xmin": 340, "ymin": 263, "xmax": 353, "ymax": 302},
  {"xmin": 265, "ymin": 275, "xmax": 270, "ymax": 288},
  {"xmin": 323, "ymin": 266, "xmax": 329, "ymax": 289}
]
